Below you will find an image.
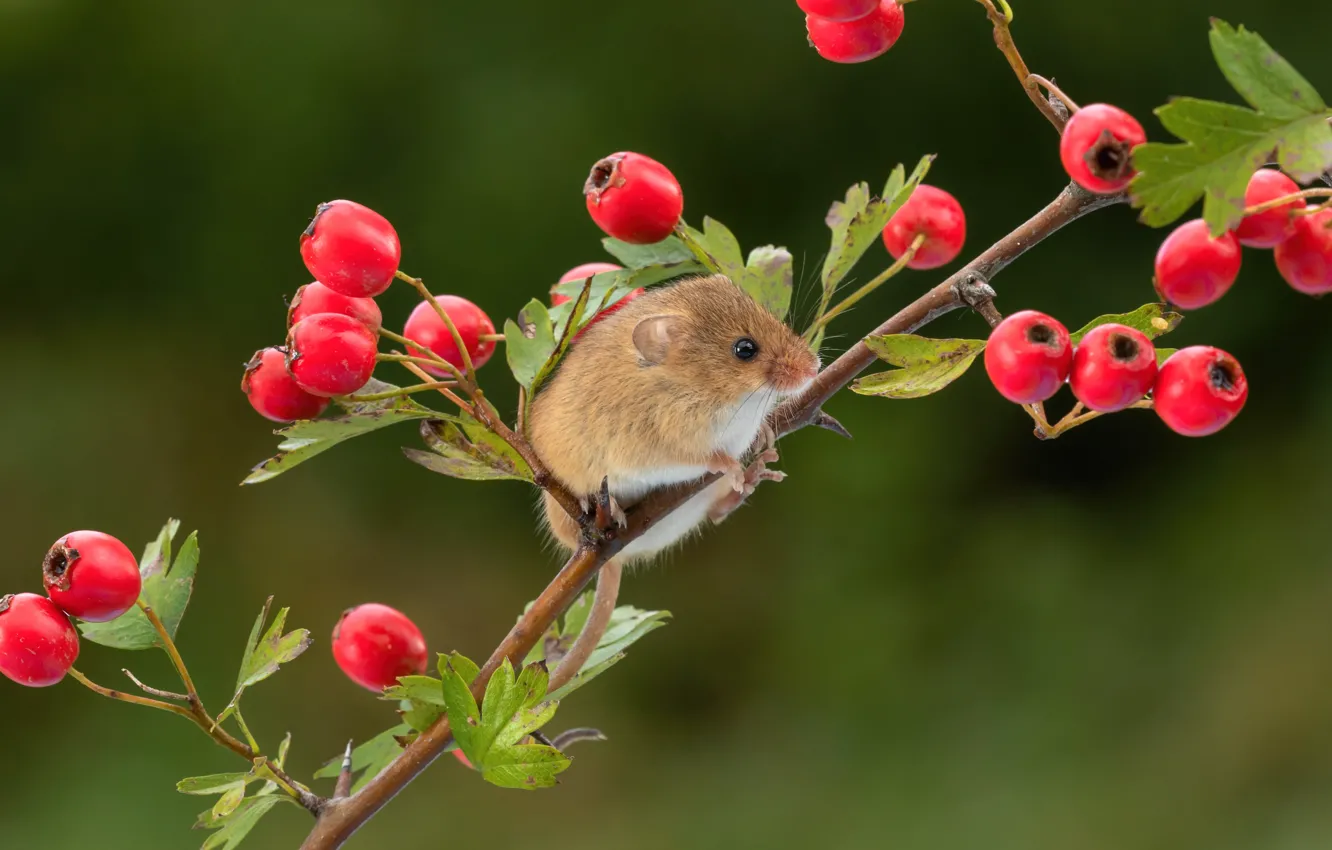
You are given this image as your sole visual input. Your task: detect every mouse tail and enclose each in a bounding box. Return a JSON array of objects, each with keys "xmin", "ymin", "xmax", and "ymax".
[{"xmin": 548, "ymin": 556, "xmax": 625, "ymax": 693}]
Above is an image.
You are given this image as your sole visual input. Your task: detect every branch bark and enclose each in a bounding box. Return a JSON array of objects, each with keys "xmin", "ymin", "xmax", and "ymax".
[{"xmin": 297, "ymin": 180, "xmax": 1123, "ymax": 850}]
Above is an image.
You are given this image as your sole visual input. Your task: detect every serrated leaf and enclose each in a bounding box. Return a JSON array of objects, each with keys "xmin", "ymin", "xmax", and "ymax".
[
  {"xmin": 852, "ymin": 335, "xmax": 986, "ymax": 400},
  {"xmin": 80, "ymin": 522, "xmax": 199, "ymax": 650},
  {"xmin": 314, "ymin": 724, "xmax": 410, "ymax": 794},
  {"xmin": 243, "ymin": 393, "xmax": 439, "ymax": 485},
  {"xmin": 399, "ymin": 697, "xmax": 443, "ymax": 733},
  {"xmin": 195, "ymin": 796, "xmax": 285, "ymax": 850},
  {"xmin": 742, "ymin": 245, "xmax": 794, "ymax": 321},
  {"xmin": 443, "ymin": 651, "xmax": 481, "ymax": 685},
  {"xmin": 546, "ymin": 605, "xmax": 671, "ymax": 702},
  {"xmin": 1068, "ymin": 303, "xmax": 1184, "ymax": 345},
  {"xmin": 217, "ymin": 599, "xmax": 311, "ymax": 724},
  {"xmin": 601, "ymin": 235, "xmax": 695, "ymax": 267},
  {"xmin": 504, "ymin": 299, "xmax": 557, "ymax": 392},
  {"xmin": 407, "ymin": 415, "xmax": 533, "ymax": 482},
  {"xmin": 212, "ymin": 783, "xmax": 247, "ymax": 820},
  {"xmin": 382, "ymin": 675, "xmax": 446, "ymax": 706},
  {"xmin": 821, "ymin": 155, "xmax": 934, "ymax": 296},
  {"xmin": 1131, "ymin": 21, "xmax": 1332, "ymax": 233},
  {"xmin": 481, "ymin": 744, "xmax": 571, "ymax": 790},
  {"xmin": 677, "ymin": 218, "xmax": 743, "ymax": 277},
  {"xmin": 177, "ymin": 773, "xmax": 252, "ymax": 796}
]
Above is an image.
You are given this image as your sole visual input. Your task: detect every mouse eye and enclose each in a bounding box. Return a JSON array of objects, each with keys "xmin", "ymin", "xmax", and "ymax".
[{"xmin": 733, "ymin": 337, "xmax": 759, "ymax": 361}]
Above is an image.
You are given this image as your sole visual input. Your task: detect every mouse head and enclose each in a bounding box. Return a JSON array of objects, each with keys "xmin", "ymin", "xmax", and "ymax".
[{"xmin": 629, "ymin": 275, "xmax": 819, "ymax": 404}]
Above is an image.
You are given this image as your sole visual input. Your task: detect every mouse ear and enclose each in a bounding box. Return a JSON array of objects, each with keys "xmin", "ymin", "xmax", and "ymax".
[{"xmin": 632, "ymin": 315, "xmax": 684, "ymax": 366}]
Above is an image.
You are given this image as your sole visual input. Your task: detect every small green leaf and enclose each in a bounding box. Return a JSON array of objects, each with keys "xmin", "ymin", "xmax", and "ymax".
[
  {"xmin": 821, "ymin": 155, "xmax": 934, "ymax": 296},
  {"xmin": 601, "ymin": 235, "xmax": 695, "ymax": 267},
  {"xmin": 212, "ymin": 784, "xmax": 247, "ymax": 820},
  {"xmin": 217, "ymin": 599, "xmax": 311, "ymax": 724},
  {"xmin": 1068, "ymin": 303, "xmax": 1184, "ymax": 345},
  {"xmin": 244, "ymin": 394, "xmax": 440, "ymax": 485},
  {"xmin": 853, "ymin": 335, "xmax": 987, "ymax": 400},
  {"xmin": 80, "ymin": 521, "xmax": 199, "ymax": 650},
  {"xmin": 1131, "ymin": 21, "xmax": 1332, "ymax": 233},
  {"xmin": 742, "ymin": 245, "xmax": 794, "ymax": 321},
  {"xmin": 481, "ymin": 744, "xmax": 572, "ymax": 791},
  {"xmin": 1155, "ymin": 347, "xmax": 1179, "ymax": 366},
  {"xmin": 677, "ymin": 218, "xmax": 743, "ymax": 277},
  {"xmin": 314, "ymin": 725, "xmax": 410, "ymax": 795},
  {"xmin": 399, "ymin": 697, "xmax": 443, "ymax": 733},
  {"xmin": 177, "ymin": 773, "xmax": 252, "ymax": 796},
  {"xmin": 440, "ymin": 660, "xmax": 485, "ymax": 763},
  {"xmin": 195, "ymin": 796, "xmax": 286, "ymax": 850},
  {"xmin": 407, "ymin": 416, "xmax": 533, "ymax": 483},
  {"xmin": 504, "ymin": 299, "xmax": 557, "ymax": 392},
  {"xmin": 382, "ymin": 675, "xmax": 446, "ymax": 706},
  {"xmin": 255, "ymin": 733, "xmax": 293, "ymax": 797}
]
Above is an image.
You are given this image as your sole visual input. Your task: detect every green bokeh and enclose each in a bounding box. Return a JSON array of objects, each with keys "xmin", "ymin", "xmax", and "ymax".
[{"xmin": 3, "ymin": 1, "xmax": 1332, "ymax": 848}]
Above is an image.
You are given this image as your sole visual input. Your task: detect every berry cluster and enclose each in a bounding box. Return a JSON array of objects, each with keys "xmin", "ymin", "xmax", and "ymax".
[
  {"xmin": 984, "ymin": 311, "xmax": 1248, "ymax": 437},
  {"xmin": 800, "ymin": 0, "xmax": 906, "ymax": 64},
  {"xmin": 242, "ymin": 200, "xmax": 496, "ymax": 423},
  {"xmin": 0, "ymin": 530, "xmax": 142, "ymax": 687}
]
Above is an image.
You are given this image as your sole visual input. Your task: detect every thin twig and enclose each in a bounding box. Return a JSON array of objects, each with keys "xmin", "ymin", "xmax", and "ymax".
[
  {"xmin": 69, "ymin": 668, "xmax": 199, "ymax": 720},
  {"xmin": 122, "ymin": 668, "xmax": 190, "ymax": 702},
  {"xmin": 1242, "ymin": 187, "xmax": 1332, "ymax": 217},
  {"xmin": 139, "ymin": 601, "xmax": 199, "ymax": 705},
  {"xmin": 263, "ymin": 758, "xmax": 324, "ymax": 814},
  {"xmin": 1027, "ymin": 74, "xmax": 1081, "ymax": 115},
  {"xmin": 974, "ymin": 0, "xmax": 1067, "ymax": 132},
  {"xmin": 394, "ymin": 270, "xmax": 478, "ymax": 380},
  {"xmin": 377, "ymin": 327, "xmax": 466, "ymax": 383},
  {"xmin": 396, "ymin": 360, "xmax": 475, "ymax": 413},
  {"xmin": 339, "ymin": 381, "xmax": 459, "ymax": 403}
]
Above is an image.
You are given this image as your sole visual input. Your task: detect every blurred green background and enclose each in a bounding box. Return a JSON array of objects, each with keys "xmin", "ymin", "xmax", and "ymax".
[{"xmin": 4, "ymin": 1, "xmax": 1332, "ymax": 847}]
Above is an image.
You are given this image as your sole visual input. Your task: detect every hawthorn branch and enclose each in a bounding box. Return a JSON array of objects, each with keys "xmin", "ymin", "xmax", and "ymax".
[
  {"xmin": 298, "ymin": 180, "xmax": 1124, "ymax": 850},
  {"xmin": 975, "ymin": 0, "xmax": 1068, "ymax": 132}
]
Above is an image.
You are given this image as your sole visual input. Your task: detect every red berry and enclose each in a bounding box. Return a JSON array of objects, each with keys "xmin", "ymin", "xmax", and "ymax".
[
  {"xmin": 881, "ymin": 184, "xmax": 966, "ymax": 270},
  {"xmin": 403, "ymin": 297, "xmax": 496, "ymax": 376},
  {"xmin": 300, "ymin": 200, "xmax": 401, "ymax": 298},
  {"xmin": 452, "ymin": 749, "xmax": 473, "ymax": 769},
  {"xmin": 584, "ymin": 153, "xmax": 684, "ymax": 245},
  {"xmin": 552, "ymin": 262, "xmax": 623, "ymax": 307},
  {"xmin": 1069, "ymin": 324, "xmax": 1158, "ymax": 413},
  {"xmin": 1154, "ymin": 346, "xmax": 1247, "ymax": 437},
  {"xmin": 984, "ymin": 310, "xmax": 1073, "ymax": 404},
  {"xmin": 288, "ymin": 281, "xmax": 382, "ymax": 330},
  {"xmin": 0, "ymin": 593, "xmax": 79, "ymax": 687},
  {"xmin": 331, "ymin": 603, "xmax": 428, "ymax": 692},
  {"xmin": 805, "ymin": 0, "xmax": 904, "ymax": 64},
  {"xmin": 1153, "ymin": 219, "xmax": 1242, "ymax": 310},
  {"xmin": 42, "ymin": 531, "xmax": 142, "ymax": 623},
  {"xmin": 286, "ymin": 313, "xmax": 379, "ymax": 397},
  {"xmin": 1058, "ymin": 104, "xmax": 1147, "ymax": 194},
  {"xmin": 1235, "ymin": 170, "xmax": 1306, "ymax": 249},
  {"xmin": 1274, "ymin": 209, "xmax": 1332, "ymax": 295},
  {"xmin": 242, "ymin": 347, "xmax": 331, "ymax": 422},
  {"xmin": 796, "ymin": 0, "xmax": 878, "ymax": 21}
]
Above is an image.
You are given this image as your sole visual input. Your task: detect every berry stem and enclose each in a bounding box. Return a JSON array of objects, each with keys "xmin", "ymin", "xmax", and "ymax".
[
  {"xmin": 1242, "ymin": 187, "xmax": 1332, "ymax": 216},
  {"xmin": 1025, "ymin": 397, "xmax": 1154, "ymax": 439},
  {"xmin": 1027, "ymin": 74, "xmax": 1081, "ymax": 115},
  {"xmin": 394, "ymin": 360, "xmax": 478, "ymax": 414},
  {"xmin": 478, "ymin": 333, "xmax": 506, "ymax": 342},
  {"xmin": 394, "ymin": 270, "xmax": 478, "ymax": 381},
  {"xmin": 974, "ymin": 0, "xmax": 1067, "ymax": 132},
  {"xmin": 804, "ymin": 233, "xmax": 926, "ymax": 342},
  {"xmin": 139, "ymin": 600, "xmax": 200, "ymax": 706},
  {"xmin": 338, "ymin": 381, "xmax": 459, "ymax": 403},
  {"xmin": 376, "ymin": 329, "xmax": 466, "ymax": 381}
]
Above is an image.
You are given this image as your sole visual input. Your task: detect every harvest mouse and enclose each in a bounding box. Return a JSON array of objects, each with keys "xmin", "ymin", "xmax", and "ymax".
[{"xmin": 528, "ymin": 273, "xmax": 820, "ymax": 564}]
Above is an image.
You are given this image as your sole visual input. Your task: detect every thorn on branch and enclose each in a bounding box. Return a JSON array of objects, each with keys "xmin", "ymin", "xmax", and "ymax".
[
  {"xmin": 333, "ymin": 740, "xmax": 354, "ymax": 800},
  {"xmin": 812, "ymin": 410, "xmax": 853, "ymax": 440},
  {"xmin": 953, "ymin": 273, "xmax": 1003, "ymax": 328}
]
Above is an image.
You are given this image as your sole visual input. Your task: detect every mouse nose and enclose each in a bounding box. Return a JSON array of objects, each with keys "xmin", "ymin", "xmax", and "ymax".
[{"xmin": 770, "ymin": 349, "xmax": 820, "ymax": 393}]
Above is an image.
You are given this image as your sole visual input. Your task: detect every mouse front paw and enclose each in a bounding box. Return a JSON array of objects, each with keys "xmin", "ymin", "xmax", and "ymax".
[{"xmin": 706, "ymin": 451, "xmax": 746, "ymax": 492}]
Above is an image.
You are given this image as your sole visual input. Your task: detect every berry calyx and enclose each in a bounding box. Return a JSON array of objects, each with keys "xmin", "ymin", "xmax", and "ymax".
[
  {"xmin": 552, "ymin": 262, "xmax": 623, "ymax": 307},
  {"xmin": 805, "ymin": 0, "xmax": 905, "ymax": 64},
  {"xmin": 796, "ymin": 0, "xmax": 879, "ymax": 22},
  {"xmin": 984, "ymin": 310, "xmax": 1073, "ymax": 404},
  {"xmin": 1058, "ymin": 103, "xmax": 1147, "ymax": 194},
  {"xmin": 288, "ymin": 281, "xmax": 382, "ymax": 330},
  {"xmin": 1068, "ymin": 323, "xmax": 1157, "ymax": 413},
  {"xmin": 403, "ymin": 297, "xmax": 497, "ymax": 376},
  {"xmin": 584, "ymin": 152, "xmax": 684, "ymax": 245},
  {"xmin": 285, "ymin": 313, "xmax": 379, "ymax": 397},
  {"xmin": 299, "ymin": 200, "xmax": 401, "ymax": 298},
  {"xmin": 1153, "ymin": 346, "xmax": 1248, "ymax": 437},
  {"xmin": 242, "ymin": 347, "xmax": 330, "ymax": 422},
  {"xmin": 1153, "ymin": 219, "xmax": 1242, "ymax": 310},
  {"xmin": 0, "ymin": 593, "xmax": 79, "ymax": 687},
  {"xmin": 43, "ymin": 531, "xmax": 142, "ymax": 623},
  {"xmin": 1235, "ymin": 169, "xmax": 1306, "ymax": 248},
  {"xmin": 881, "ymin": 184, "xmax": 966, "ymax": 270},
  {"xmin": 331, "ymin": 603, "xmax": 428, "ymax": 692},
  {"xmin": 1274, "ymin": 209, "xmax": 1332, "ymax": 295}
]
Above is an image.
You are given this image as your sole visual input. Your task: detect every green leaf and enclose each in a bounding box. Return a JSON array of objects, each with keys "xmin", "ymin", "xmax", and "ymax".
[
  {"xmin": 314, "ymin": 725, "xmax": 410, "ymax": 795},
  {"xmin": 546, "ymin": 605, "xmax": 672, "ymax": 702},
  {"xmin": 1130, "ymin": 21, "xmax": 1332, "ymax": 233},
  {"xmin": 679, "ymin": 217, "xmax": 744, "ymax": 276},
  {"xmin": 177, "ymin": 773, "xmax": 252, "ymax": 796},
  {"xmin": 504, "ymin": 299, "xmax": 557, "ymax": 392},
  {"xmin": 255, "ymin": 733, "xmax": 293, "ymax": 797},
  {"xmin": 742, "ymin": 245, "xmax": 794, "ymax": 322},
  {"xmin": 1155, "ymin": 347, "xmax": 1179, "ymax": 366},
  {"xmin": 444, "ymin": 651, "xmax": 481, "ymax": 686},
  {"xmin": 382, "ymin": 675, "xmax": 446, "ymax": 706},
  {"xmin": 601, "ymin": 235, "xmax": 695, "ymax": 267},
  {"xmin": 1068, "ymin": 303, "xmax": 1184, "ymax": 345},
  {"xmin": 80, "ymin": 521, "xmax": 199, "ymax": 651},
  {"xmin": 406, "ymin": 415, "xmax": 533, "ymax": 482},
  {"xmin": 195, "ymin": 796, "xmax": 286, "ymax": 850},
  {"xmin": 853, "ymin": 335, "xmax": 987, "ymax": 400},
  {"xmin": 216, "ymin": 599, "xmax": 311, "ymax": 724},
  {"xmin": 243, "ymin": 392, "xmax": 439, "ymax": 485},
  {"xmin": 820, "ymin": 155, "xmax": 934, "ymax": 297},
  {"xmin": 481, "ymin": 744, "xmax": 572, "ymax": 790}
]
